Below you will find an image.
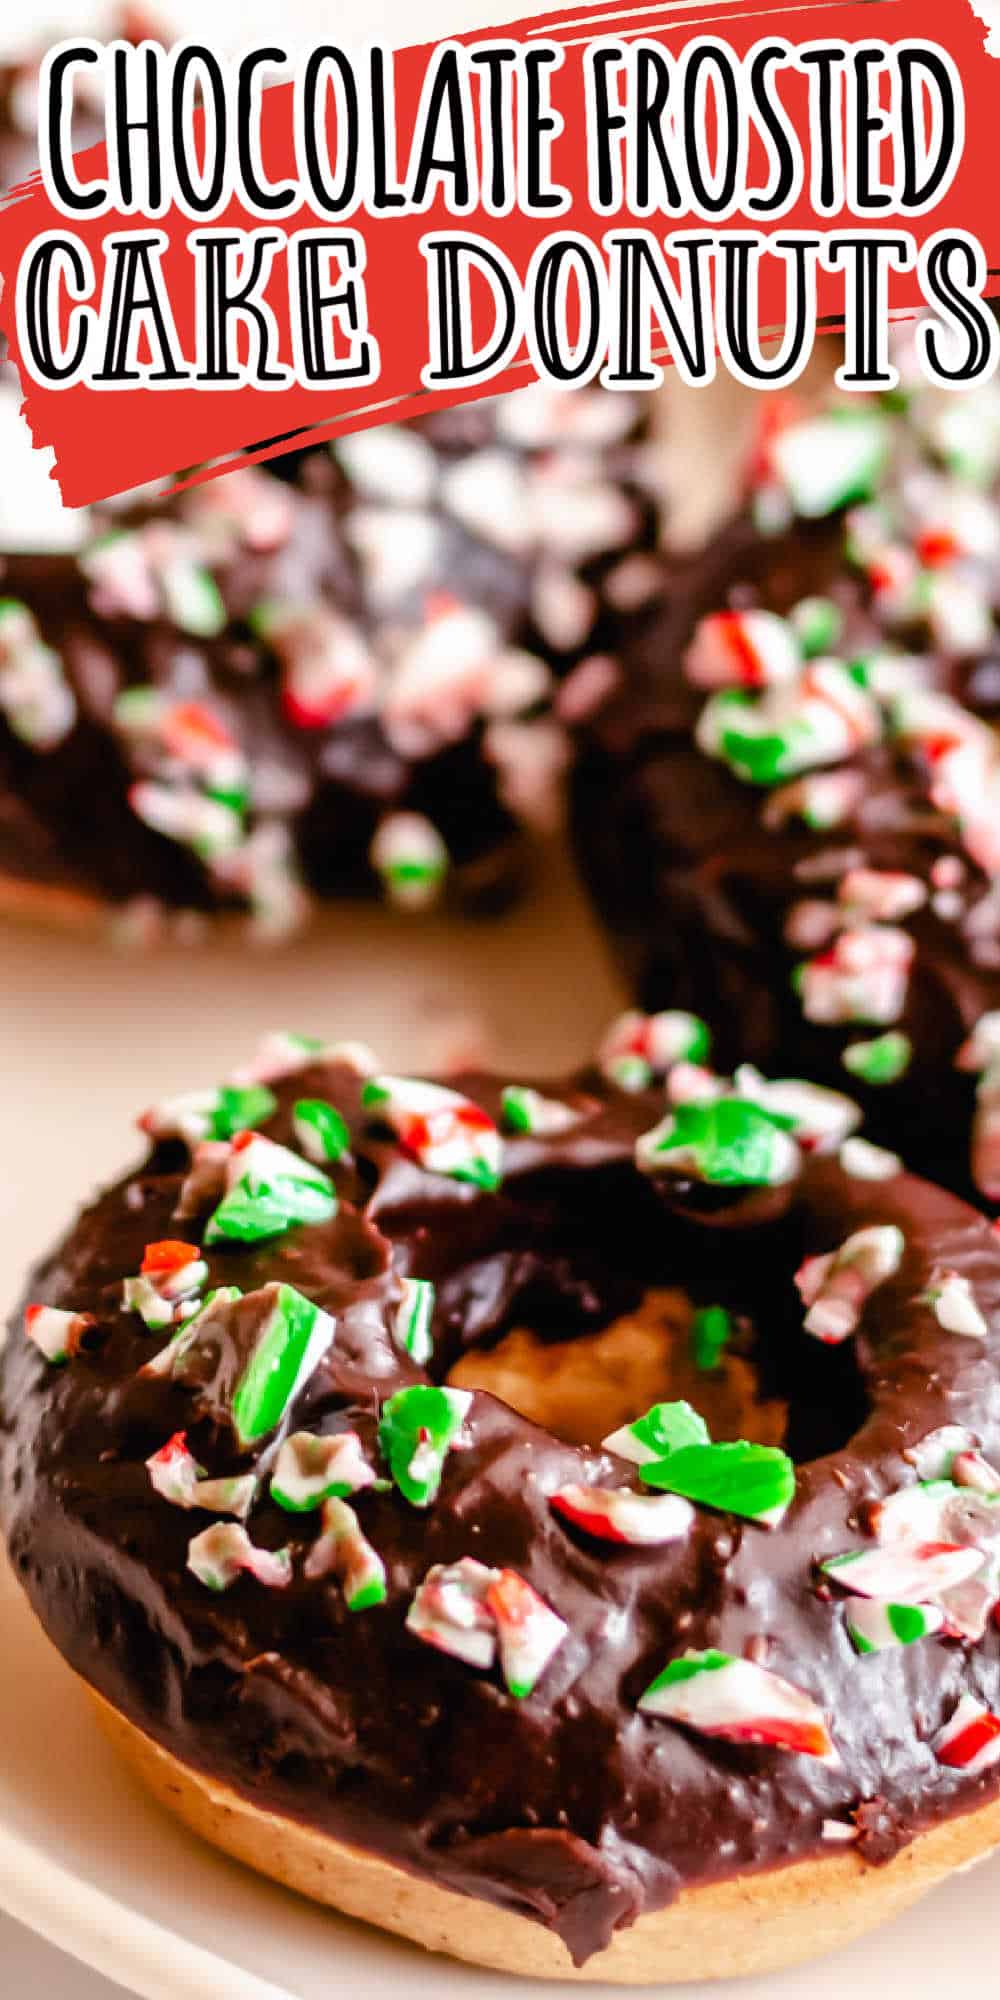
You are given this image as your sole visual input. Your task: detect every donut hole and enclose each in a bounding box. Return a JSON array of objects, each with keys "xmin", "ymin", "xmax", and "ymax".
[
  {"xmin": 446, "ymin": 1288, "xmax": 786, "ymax": 1451},
  {"xmin": 436, "ymin": 1167, "xmax": 871, "ymax": 1462},
  {"xmin": 446, "ymin": 1278, "xmax": 869, "ymax": 1460}
]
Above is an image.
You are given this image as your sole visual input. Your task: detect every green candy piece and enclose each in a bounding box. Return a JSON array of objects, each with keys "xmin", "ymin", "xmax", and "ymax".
[
  {"xmin": 231, "ymin": 1283, "xmax": 336, "ymax": 1446},
  {"xmin": 630, "ymin": 1400, "xmax": 711, "ymax": 1459},
  {"xmin": 712, "ymin": 693, "xmax": 810, "ymax": 786},
  {"xmin": 164, "ymin": 561, "xmax": 227, "ymax": 638},
  {"xmin": 205, "ymin": 1139, "xmax": 336, "ymax": 1245},
  {"xmin": 849, "ymin": 1602, "xmax": 932, "ymax": 1654},
  {"xmin": 640, "ymin": 1440, "xmax": 796, "ymax": 1525},
  {"xmin": 293, "ymin": 1098, "xmax": 351, "ymax": 1164},
  {"xmin": 842, "ymin": 1033, "xmax": 913, "ymax": 1086},
  {"xmin": 377, "ymin": 1385, "xmax": 471, "ymax": 1507},
  {"xmin": 210, "ymin": 1085, "xmax": 277, "ymax": 1140},
  {"xmin": 645, "ymin": 1647, "xmax": 731, "ymax": 1692},
  {"xmin": 637, "ymin": 1097, "xmax": 798, "ymax": 1187},
  {"xmin": 691, "ymin": 1305, "xmax": 732, "ymax": 1373},
  {"xmin": 790, "ymin": 596, "xmax": 843, "ymax": 659}
]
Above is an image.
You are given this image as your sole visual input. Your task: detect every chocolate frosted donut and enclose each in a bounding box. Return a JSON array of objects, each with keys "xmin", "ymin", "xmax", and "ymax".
[
  {"xmin": 571, "ymin": 357, "xmax": 1000, "ymax": 1210},
  {"xmin": 4, "ymin": 1031, "xmax": 1000, "ymax": 1979},
  {"xmin": 0, "ymin": 377, "xmax": 650, "ymax": 940}
]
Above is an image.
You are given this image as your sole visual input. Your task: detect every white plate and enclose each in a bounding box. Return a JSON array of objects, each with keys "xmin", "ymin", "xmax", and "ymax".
[{"xmin": 3, "ymin": 1541, "xmax": 1000, "ymax": 2000}]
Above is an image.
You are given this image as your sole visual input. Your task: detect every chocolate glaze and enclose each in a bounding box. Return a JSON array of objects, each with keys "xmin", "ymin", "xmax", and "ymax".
[
  {"xmin": 3, "ymin": 1056, "xmax": 1000, "ymax": 1962},
  {"xmin": 0, "ymin": 388, "xmax": 652, "ymax": 932},
  {"xmin": 571, "ymin": 476, "xmax": 1000, "ymax": 1209}
]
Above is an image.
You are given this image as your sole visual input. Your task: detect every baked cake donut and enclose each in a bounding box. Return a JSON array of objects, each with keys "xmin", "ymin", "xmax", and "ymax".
[
  {"xmin": 571, "ymin": 357, "xmax": 1000, "ymax": 1210},
  {"xmin": 0, "ymin": 375, "xmax": 651, "ymax": 941},
  {"xmin": 4, "ymin": 1029, "xmax": 1000, "ymax": 1979}
]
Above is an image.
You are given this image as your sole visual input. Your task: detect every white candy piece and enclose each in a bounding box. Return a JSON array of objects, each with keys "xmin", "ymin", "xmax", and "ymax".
[
  {"xmin": 838, "ymin": 1137, "xmax": 903, "ymax": 1180},
  {"xmin": 639, "ymin": 1650, "xmax": 837, "ymax": 1761},
  {"xmin": 935, "ymin": 1694, "xmax": 1000, "ymax": 1774},
  {"xmin": 921, "ymin": 1271, "xmax": 990, "ymax": 1341},
  {"xmin": 796, "ymin": 1226, "xmax": 905, "ymax": 1343}
]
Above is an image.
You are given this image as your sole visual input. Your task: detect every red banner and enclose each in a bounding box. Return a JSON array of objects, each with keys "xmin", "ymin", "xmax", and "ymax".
[{"xmin": 0, "ymin": 0, "xmax": 997, "ymax": 505}]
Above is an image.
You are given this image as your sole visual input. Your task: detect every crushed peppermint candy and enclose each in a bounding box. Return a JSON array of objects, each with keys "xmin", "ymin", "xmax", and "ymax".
[
  {"xmin": 731, "ymin": 1066, "xmax": 860, "ymax": 1152},
  {"xmin": 370, "ymin": 812, "xmax": 449, "ymax": 910},
  {"xmin": 598, "ymin": 1010, "xmax": 710, "ymax": 1092},
  {"xmin": 270, "ymin": 1430, "xmax": 377, "ymax": 1512},
  {"xmin": 842, "ymin": 1033, "xmax": 913, "ymax": 1085},
  {"xmin": 550, "ymin": 1483, "xmax": 694, "ymax": 1546},
  {"xmin": 204, "ymin": 1131, "xmax": 337, "ymax": 1244},
  {"xmin": 795, "ymin": 926, "xmax": 914, "ymax": 1027},
  {"xmin": 639, "ymin": 1648, "xmax": 836, "ymax": 1760},
  {"xmin": 957, "ymin": 1013, "xmax": 1000, "ymax": 1076},
  {"xmin": 822, "ymin": 1541, "xmax": 985, "ymax": 1603},
  {"xmin": 904, "ymin": 1426, "xmax": 977, "ymax": 1481},
  {"xmin": 972, "ymin": 1072, "xmax": 1000, "ymax": 1205},
  {"xmin": 24, "ymin": 1303, "xmax": 95, "ymax": 1364},
  {"xmin": 795, "ymin": 1225, "xmax": 905, "ymax": 1343},
  {"xmin": 935, "ymin": 1695, "xmax": 1000, "ymax": 1773},
  {"xmin": 765, "ymin": 409, "xmax": 889, "ymax": 520},
  {"xmin": 228, "ymin": 1285, "xmax": 336, "ymax": 1446},
  {"xmin": 603, "ymin": 1400, "xmax": 710, "ymax": 1465},
  {"xmin": 405, "ymin": 1558, "xmax": 498, "ymax": 1669},
  {"xmin": 684, "ymin": 609, "xmax": 800, "ymax": 691},
  {"xmin": 303, "ymin": 1497, "xmax": 387, "ymax": 1610},
  {"xmin": 406, "ymin": 1556, "xmax": 567, "ymax": 1697},
  {"xmin": 361, "ymin": 1075, "xmax": 502, "ymax": 1190},
  {"xmin": 378, "ymin": 1385, "xmax": 472, "ymax": 1507},
  {"xmin": 83, "ymin": 525, "xmax": 226, "ymax": 636},
  {"xmin": 391, "ymin": 1277, "xmax": 436, "ymax": 1366},
  {"xmin": 146, "ymin": 1282, "xmax": 335, "ymax": 1447},
  {"xmin": 691, "ymin": 1303, "xmax": 731, "ymax": 1371},
  {"xmin": 763, "ymin": 768, "xmax": 866, "ymax": 832},
  {"xmin": 790, "ymin": 596, "xmax": 843, "ymax": 658},
  {"xmin": 837, "ymin": 868, "xmax": 927, "ymax": 923},
  {"xmin": 139, "ymin": 1082, "xmax": 277, "ymax": 1148},
  {"xmin": 920, "ymin": 1271, "xmax": 990, "ymax": 1340},
  {"xmin": 187, "ymin": 1522, "xmax": 292, "ymax": 1593},
  {"xmin": 292, "ymin": 1098, "xmax": 351, "ymax": 1166},
  {"xmin": 129, "ymin": 779, "xmax": 243, "ymax": 862},
  {"xmin": 145, "ymin": 1433, "xmax": 256, "ymax": 1518},
  {"xmin": 844, "ymin": 1598, "xmax": 944, "ymax": 1654},
  {"xmin": 122, "ymin": 1240, "xmax": 209, "ymax": 1334},
  {"xmin": 485, "ymin": 1568, "xmax": 568, "ymax": 1698},
  {"xmin": 636, "ymin": 1096, "xmax": 801, "ymax": 1187},
  {"xmin": 838, "ymin": 1137, "xmax": 903, "ymax": 1179},
  {"xmin": 231, "ymin": 1030, "xmax": 375, "ymax": 1086},
  {"xmin": 0, "ymin": 597, "xmax": 76, "ymax": 748},
  {"xmin": 500, "ymin": 1085, "xmax": 583, "ymax": 1137},
  {"xmin": 696, "ymin": 661, "xmax": 881, "ymax": 788},
  {"xmin": 251, "ymin": 601, "xmax": 377, "ymax": 730},
  {"xmin": 640, "ymin": 1439, "xmax": 796, "ymax": 1528}
]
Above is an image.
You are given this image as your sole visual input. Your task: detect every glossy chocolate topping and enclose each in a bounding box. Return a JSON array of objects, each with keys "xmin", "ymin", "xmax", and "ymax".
[{"xmin": 3, "ymin": 1048, "xmax": 1000, "ymax": 1962}]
